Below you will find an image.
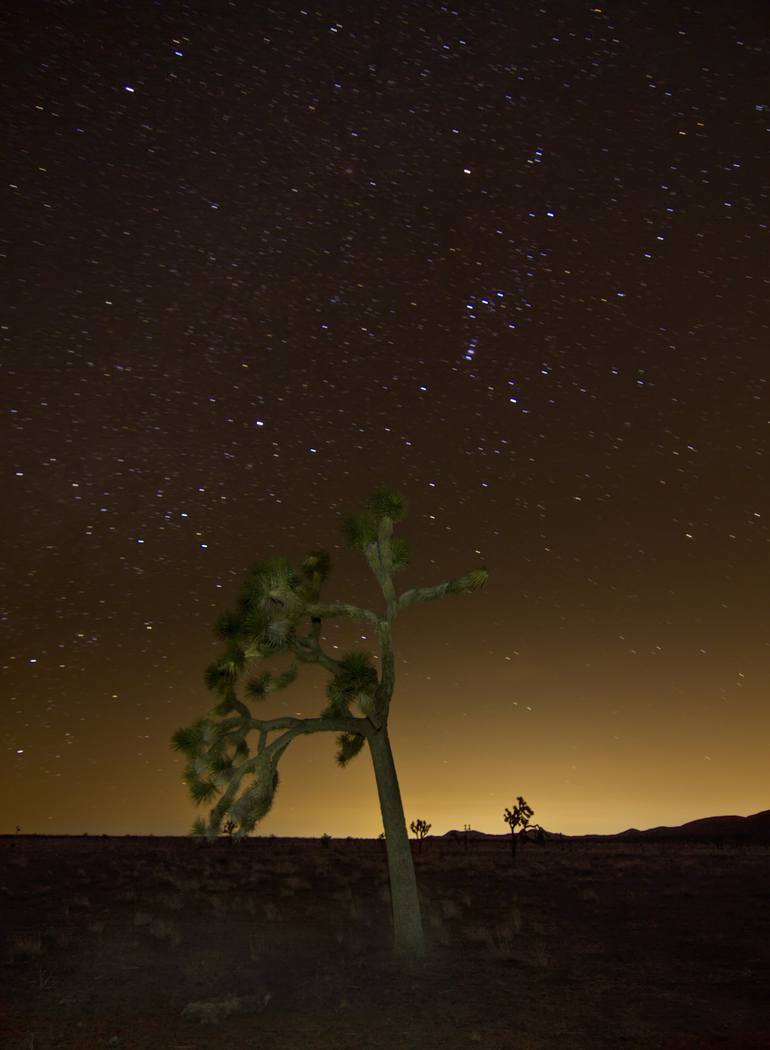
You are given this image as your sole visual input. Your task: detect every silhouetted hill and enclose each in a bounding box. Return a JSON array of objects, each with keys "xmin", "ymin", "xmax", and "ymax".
[
  {"xmin": 441, "ymin": 827, "xmax": 565, "ymax": 842},
  {"xmin": 439, "ymin": 810, "xmax": 770, "ymax": 845},
  {"xmin": 616, "ymin": 809, "xmax": 770, "ymax": 843}
]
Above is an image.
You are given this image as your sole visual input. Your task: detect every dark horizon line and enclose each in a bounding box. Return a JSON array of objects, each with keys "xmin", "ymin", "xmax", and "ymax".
[{"xmin": 3, "ymin": 807, "xmax": 769, "ymax": 842}]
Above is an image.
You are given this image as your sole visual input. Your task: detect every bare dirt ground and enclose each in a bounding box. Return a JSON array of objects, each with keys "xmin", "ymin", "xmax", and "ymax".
[{"xmin": 1, "ymin": 835, "xmax": 768, "ymax": 1050}]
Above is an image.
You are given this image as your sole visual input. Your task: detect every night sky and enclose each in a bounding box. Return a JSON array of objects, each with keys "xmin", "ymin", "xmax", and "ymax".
[{"xmin": 3, "ymin": 1, "xmax": 768, "ymax": 838}]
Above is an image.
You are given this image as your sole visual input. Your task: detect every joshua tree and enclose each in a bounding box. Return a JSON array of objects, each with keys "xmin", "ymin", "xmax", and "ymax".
[
  {"xmin": 503, "ymin": 796, "xmax": 534, "ymax": 859},
  {"xmin": 409, "ymin": 818, "xmax": 432, "ymax": 851},
  {"xmin": 171, "ymin": 488, "xmax": 487, "ymax": 957}
]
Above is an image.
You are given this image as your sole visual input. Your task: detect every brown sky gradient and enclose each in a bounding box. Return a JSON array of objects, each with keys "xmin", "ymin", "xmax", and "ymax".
[
  {"xmin": 2, "ymin": 1, "xmax": 768, "ymax": 837},
  {"xmin": 7, "ymin": 495, "xmax": 768, "ymax": 837}
]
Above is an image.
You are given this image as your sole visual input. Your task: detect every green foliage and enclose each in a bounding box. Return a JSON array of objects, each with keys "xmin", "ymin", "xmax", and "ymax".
[
  {"xmin": 275, "ymin": 665, "xmax": 298, "ymax": 690},
  {"xmin": 228, "ymin": 766, "xmax": 280, "ymax": 833},
  {"xmin": 186, "ymin": 767, "xmax": 219, "ymax": 806},
  {"xmin": 237, "ymin": 606, "xmax": 270, "ymax": 641},
  {"xmin": 338, "ymin": 650, "xmax": 378, "ymax": 689},
  {"xmin": 342, "ymin": 512, "xmax": 378, "ymax": 550},
  {"xmin": 324, "ymin": 651, "xmax": 379, "ymax": 717},
  {"xmin": 244, "ymin": 663, "xmax": 298, "ymax": 701},
  {"xmin": 343, "ymin": 489, "xmax": 408, "ymax": 550},
  {"xmin": 245, "ymin": 672, "xmax": 271, "ymax": 699},
  {"xmin": 211, "ymin": 691, "xmax": 239, "ymax": 716},
  {"xmin": 367, "ymin": 488, "xmax": 408, "ymax": 523},
  {"xmin": 262, "ymin": 617, "xmax": 292, "ymax": 650},
  {"xmin": 204, "ymin": 656, "xmax": 243, "ymax": 697},
  {"xmin": 209, "ymin": 752, "xmax": 236, "ymax": 775},
  {"xmin": 190, "ymin": 816, "xmax": 207, "ymax": 837},
  {"xmin": 449, "ymin": 567, "xmax": 489, "ymax": 594},
  {"xmin": 335, "ymin": 732, "xmax": 366, "ymax": 767},
  {"xmin": 214, "ymin": 557, "xmax": 308, "ymax": 655},
  {"xmin": 242, "ymin": 558, "xmax": 297, "ymax": 602},
  {"xmin": 171, "ymin": 720, "xmax": 207, "ymax": 757},
  {"xmin": 390, "ymin": 537, "xmax": 410, "ymax": 572},
  {"xmin": 301, "ymin": 548, "xmax": 331, "ymax": 584},
  {"xmin": 213, "ymin": 610, "xmax": 241, "ymax": 641},
  {"xmin": 172, "ymin": 485, "xmax": 489, "ymax": 865}
]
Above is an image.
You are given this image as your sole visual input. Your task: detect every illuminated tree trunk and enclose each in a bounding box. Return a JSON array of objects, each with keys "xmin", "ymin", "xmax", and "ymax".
[
  {"xmin": 368, "ymin": 725, "xmax": 425, "ymax": 957},
  {"xmin": 172, "ymin": 491, "xmax": 487, "ymax": 961}
]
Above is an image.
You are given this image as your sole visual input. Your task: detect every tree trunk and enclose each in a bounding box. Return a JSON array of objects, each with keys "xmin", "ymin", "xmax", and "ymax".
[{"xmin": 368, "ymin": 725, "xmax": 425, "ymax": 957}]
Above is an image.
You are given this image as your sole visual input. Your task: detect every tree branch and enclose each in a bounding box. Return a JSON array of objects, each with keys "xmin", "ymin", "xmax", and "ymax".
[
  {"xmin": 376, "ymin": 618, "xmax": 395, "ymax": 716},
  {"xmin": 248, "ymin": 713, "xmax": 371, "ymax": 739},
  {"xmin": 372, "ymin": 518, "xmax": 398, "ymax": 619},
  {"xmin": 288, "ymin": 633, "xmax": 339, "ymax": 674},
  {"xmin": 398, "ymin": 568, "xmax": 488, "ymax": 612},
  {"xmin": 254, "ymin": 713, "xmax": 373, "ymax": 754},
  {"xmin": 306, "ymin": 601, "xmax": 379, "ymax": 625}
]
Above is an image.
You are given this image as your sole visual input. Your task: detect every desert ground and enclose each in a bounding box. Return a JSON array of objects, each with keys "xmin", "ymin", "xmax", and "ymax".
[{"xmin": 1, "ymin": 834, "xmax": 768, "ymax": 1049}]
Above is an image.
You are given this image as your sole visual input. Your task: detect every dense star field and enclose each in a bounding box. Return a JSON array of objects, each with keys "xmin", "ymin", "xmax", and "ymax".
[{"xmin": 2, "ymin": 1, "xmax": 768, "ymax": 836}]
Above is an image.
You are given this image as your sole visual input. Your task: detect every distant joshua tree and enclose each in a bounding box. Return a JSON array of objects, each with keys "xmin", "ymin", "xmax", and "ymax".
[
  {"xmin": 171, "ymin": 488, "xmax": 487, "ymax": 957},
  {"xmin": 409, "ymin": 818, "xmax": 432, "ymax": 851},
  {"xmin": 503, "ymin": 796, "xmax": 534, "ymax": 859}
]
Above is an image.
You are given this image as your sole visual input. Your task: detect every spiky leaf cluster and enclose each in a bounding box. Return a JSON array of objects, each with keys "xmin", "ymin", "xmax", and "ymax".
[
  {"xmin": 171, "ymin": 486, "xmax": 491, "ymax": 850},
  {"xmin": 449, "ymin": 567, "xmax": 489, "ymax": 594},
  {"xmin": 323, "ymin": 651, "xmax": 379, "ymax": 718},
  {"xmin": 244, "ymin": 664, "xmax": 298, "ymax": 701},
  {"xmin": 214, "ymin": 557, "xmax": 316, "ymax": 657},
  {"xmin": 335, "ymin": 732, "xmax": 366, "ymax": 767},
  {"xmin": 367, "ymin": 488, "xmax": 408, "ymax": 523},
  {"xmin": 343, "ymin": 488, "xmax": 408, "ymax": 551},
  {"xmin": 300, "ymin": 548, "xmax": 331, "ymax": 586},
  {"xmin": 181, "ymin": 732, "xmax": 286, "ymax": 839},
  {"xmin": 171, "ymin": 720, "xmax": 208, "ymax": 756},
  {"xmin": 227, "ymin": 767, "xmax": 280, "ymax": 834},
  {"xmin": 203, "ymin": 650, "xmax": 244, "ymax": 695},
  {"xmin": 174, "ymin": 704, "xmax": 259, "ymax": 826},
  {"xmin": 190, "ymin": 816, "xmax": 207, "ymax": 837},
  {"xmin": 342, "ymin": 512, "xmax": 378, "ymax": 551},
  {"xmin": 389, "ymin": 537, "xmax": 410, "ymax": 573}
]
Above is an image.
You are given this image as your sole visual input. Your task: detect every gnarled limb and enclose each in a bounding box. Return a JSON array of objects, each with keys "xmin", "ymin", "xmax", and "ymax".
[
  {"xmin": 398, "ymin": 568, "xmax": 488, "ymax": 612},
  {"xmin": 289, "ymin": 632, "xmax": 339, "ymax": 674},
  {"xmin": 247, "ymin": 712, "xmax": 371, "ymax": 742},
  {"xmin": 306, "ymin": 601, "xmax": 379, "ymax": 625}
]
